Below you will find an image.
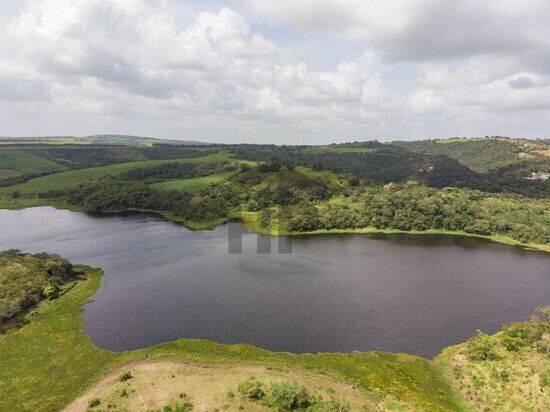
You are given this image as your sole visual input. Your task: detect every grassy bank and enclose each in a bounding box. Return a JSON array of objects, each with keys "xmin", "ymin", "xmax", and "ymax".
[
  {"xmin": 0, "ymin": 265, "xmax": 465, "ymax": 411},
  {"xmin": 436, "ymin": 311, "xmax": 549, "ymax": 410}
]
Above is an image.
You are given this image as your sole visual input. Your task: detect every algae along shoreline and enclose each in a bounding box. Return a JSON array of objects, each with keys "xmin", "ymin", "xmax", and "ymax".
[{"xmin": 0, "ymin": 251, "xmax": 548, "ymax": 411}]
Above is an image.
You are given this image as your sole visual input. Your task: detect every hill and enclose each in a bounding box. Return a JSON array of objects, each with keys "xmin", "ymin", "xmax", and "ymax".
[
  {"xmin": 393, "ymin": 136, "xmax": 550, "ymax": 173},
  {"xmin": 0, "ymin": 134, "xmax": 208, "ymax": 147}
]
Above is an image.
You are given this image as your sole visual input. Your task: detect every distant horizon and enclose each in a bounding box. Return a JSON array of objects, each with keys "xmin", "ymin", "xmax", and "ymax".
[{"xmin": 0, "ymin": 133, "xmax": 548, "ymax": 145}]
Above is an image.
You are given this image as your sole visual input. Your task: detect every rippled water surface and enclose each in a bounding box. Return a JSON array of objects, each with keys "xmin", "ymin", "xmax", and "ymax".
[{"xmin": 1, "ymin": 207, "xmax": 548, "ymax": 357}]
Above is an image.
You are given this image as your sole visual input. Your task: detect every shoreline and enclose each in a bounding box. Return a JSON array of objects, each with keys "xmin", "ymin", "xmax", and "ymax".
[
  {"xmin": 0, "ymin": 262, "xmax": 465, "ymax": 411},
  {"xmin": 1, "ymin": 200, "xmax": 549, "ymax": 253}
]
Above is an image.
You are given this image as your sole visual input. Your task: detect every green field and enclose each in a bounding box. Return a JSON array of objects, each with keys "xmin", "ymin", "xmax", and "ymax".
[
  {"xmin": 0, "ymin": 265, "xmax": 464, "ymax": 411},
  {"xmin": 0, "ymin": 150, "xmax": 66, "ymax": 175},
  {"xmin": 152, "ymin": 172, "xmax": 235, "ymax": 193},
  {"xmin": 0, "ymin": 152, "xmax": 235, "ymax": 196},
  {"xmin": 304, "ymin": 146, "xmax": 375, "ymax": 154},
  {"xmin": 0, "ymin": 169, "xmax": 23, "ymax": 180}
]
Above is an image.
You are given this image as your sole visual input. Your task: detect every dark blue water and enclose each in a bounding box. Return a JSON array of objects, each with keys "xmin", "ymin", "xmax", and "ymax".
[{"xmin": 0, "ymin": 207, "xmax": 548, "ymax": 357}]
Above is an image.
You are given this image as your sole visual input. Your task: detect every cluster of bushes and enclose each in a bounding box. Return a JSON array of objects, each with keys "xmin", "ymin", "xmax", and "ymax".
[
  {"xmin": 43, "ymin": 165, "xmax": 334, "ymax": 224},
  {"xmin": 285, "ymin": 184, "xmax": 550, "ymax": 244},
  {"xmin": 465, "ymin": 307, "xmax": 550, "ymax": 362},
  {"xmin": 0, "ymin": 250, "xmax": 80, "ymax": 327},
  {"xmin": 43, "ymin": 175, "xmax": 238, "ymax": 223},
  {"xmin": 229, "ymin": 143, "xmax": 479, "ymax": 188},
  {"xmin": 228, "ymin": 142, "xmax": 550, "ymax": 198},
  {"xmin": 119, "ymin": 161, "xmax": 237, "ymax": 182},
  {"xmin": 237, "ymin": 377, "xmax": 351, "ymax": 411},
  {"xmin": 39, "ymin": 165, "xmax": 548, "ymax": 245}
]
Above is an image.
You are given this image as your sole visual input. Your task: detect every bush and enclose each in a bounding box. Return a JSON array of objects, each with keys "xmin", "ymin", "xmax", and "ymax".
[
  {"xmin": 162, "ymin": 400, "xmax": 193, "ymax": 412},
  {"xmin": 311, "ymin": 398, "xmax": 351, "ymax": 412},
  {"xmin": 88, "ymin": 398, "xmax": 101, "ymax": 408},
  {"xmin": 238, "ymin": 377, "xmax": 266, "ymax": 400},
  {"xmin": 119, "ymin": 371, "xmax": 133, "ymax": 382},
  {"xmin": 501, "ymin": 323, "xmax": 548, "ymax": 352},
  {"xmin": 269, "ymin": 381, "xmax": 315, "ymax": 410},
  {"xmin": 466, "ymin": 331, "xmax": 500, "ymax": 361},
  {"xmin": 540, "ymin": 370, "xmax": 550, "ymax": 388},
  {"xmin": 42, "ymin": 282, "xmax": 59, "ymax": 300}
]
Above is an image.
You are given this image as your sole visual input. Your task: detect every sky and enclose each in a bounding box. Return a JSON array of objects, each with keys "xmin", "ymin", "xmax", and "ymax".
[{"xmin": 1, "ymin": 0, "xmax": 549, "ymax": 144}]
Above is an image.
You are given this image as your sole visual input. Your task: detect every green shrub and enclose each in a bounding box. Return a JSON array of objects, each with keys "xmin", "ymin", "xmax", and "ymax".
[
  {"xmin": 540, "ymin": 370, "xmax": 550, "ymax": 388},
  {"xmin": 268, "ymin": 380, "xmax": 315, "ymax": 410},
  {"xmin": 88, "ymin": 397, "xmax": 101, "ymax": 408},
  {"xmin": 162, "ymin": 400, "xmax": 193, "ymax": 412},
  {"xmin": 238, "ymin": 377, "xmax": 266, "ymax": 401},
  {"xmin": 42, "ymin": 282, "xmax": 59, "ymax": 300},
  {"xmin": 119, "ymin": 371, "xmax": 133, "ymax": 382},
  {"xmin": 466, "ymin": 331, "xmax": 500, "ymax": 361},
  {"xmin": 501, "ymin": 322, "xmax": 549, "ymax": 352},
  {"xmin": 311, "ymin": 398, "xmax": 351, "ymax": 411}
]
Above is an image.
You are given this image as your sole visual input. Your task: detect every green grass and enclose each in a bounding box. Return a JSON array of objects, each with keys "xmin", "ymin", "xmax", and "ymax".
[
  {"xmin": 304, "ymin": 147, "xmax": 375, "ymax": 153},
  {"xmin": 0, "ymin": 266, "xmax": 465, "ymax": 411},
  {"xmin": 152, "ymin": 172, "xmax": 235, "ymax": 193},
  {"xmin": 0, "ymin": 150, "xmax": 66, "ymax": 175},
  {"xmin": 436, "ymin": 315, "xmax": 549, "ymax": 411},
  {"xmin": 0, "ymin": 152, "xmax": 235, "ymax": 196},
  {"xmin": 0, "ymin": 169, "xmax": 23, "ymax": 180}
]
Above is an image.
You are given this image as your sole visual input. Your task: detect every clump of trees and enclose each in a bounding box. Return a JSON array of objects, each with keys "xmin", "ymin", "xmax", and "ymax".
[
  {"xmin": 0, "ymin": 250, "xmax": 81, "ymax": 328},
  {"xmin": 286, "ymin": 184, "xmax": 549, "ymax": 244},
  {"xmin": 40, "ymin": 165, "xmax": 549, "ymax": 245},
  {"xmin": 118, "ymin": 161, "xmax": 236, "ymax": 182},
  {"xmin": 237, "ymin": 377, "xmax": 351, "ymax": 411}
]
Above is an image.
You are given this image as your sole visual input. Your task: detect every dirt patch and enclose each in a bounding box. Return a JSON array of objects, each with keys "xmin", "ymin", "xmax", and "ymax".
[
  {"xmin": 65, "ymin": 360, "xmax": 371, "ymax": 411},
  {"xmin": 534, "ymin": 149, "xmax": 550, "ymax": 157}
]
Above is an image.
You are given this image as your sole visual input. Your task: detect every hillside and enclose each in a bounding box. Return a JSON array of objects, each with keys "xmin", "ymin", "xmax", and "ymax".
[
  {"xmin": 0, "ymin": 134, "xmax": 208, "ymax": 147},
  {"xmin": 437, "ymin": 307, "xmax": 549, "ymax": 410},
  {"xmin": 0, "ymin": 146, "xmax": 548, "ymax": 249},
  {"xmin": 394, "ymin": 136, "xmax": 550, "ymax": 173}
]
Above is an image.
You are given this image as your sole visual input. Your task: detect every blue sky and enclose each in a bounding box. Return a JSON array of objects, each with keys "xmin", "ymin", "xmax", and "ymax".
[{"xmin": 1, "ymin": 0, "xmax": 549, "ymax": 144}]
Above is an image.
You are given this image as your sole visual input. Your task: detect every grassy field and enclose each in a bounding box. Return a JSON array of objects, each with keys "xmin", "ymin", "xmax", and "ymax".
[
  {"xmin": 437, "ymin": 313, "xmax": 549, "ymax": 411},
  {"xmin": 304, "ymin": 146, "xmax": 375, "ymax": 154},
  {"xmin": 0, "ymin": 265, "xmax": 465, "ymax": 411},
  {"xmin": 152, "ymin": 172, "xmax": 235, "ymax": 193},
  {"xmin": 0, "ymin": 152, "xmax": 236, "ymax": 197},
  {"xmin": 0, "ymin": 150, "xmax": 66, "ymax": 175}
]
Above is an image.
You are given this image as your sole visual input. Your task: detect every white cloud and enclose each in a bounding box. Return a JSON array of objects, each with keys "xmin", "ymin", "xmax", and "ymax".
[
  {"xmin": 0, "ymin": 0, "xmax": 549, "ymax": 142},
  {"xmin": 246, "ymin": 1, "xmax": 550, "ymax": 66}
]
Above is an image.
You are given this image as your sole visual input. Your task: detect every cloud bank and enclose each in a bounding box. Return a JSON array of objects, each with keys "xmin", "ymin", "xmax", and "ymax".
[{"xmin": 1, "ymin": 0, "xmax": 549, "ymax": 143}]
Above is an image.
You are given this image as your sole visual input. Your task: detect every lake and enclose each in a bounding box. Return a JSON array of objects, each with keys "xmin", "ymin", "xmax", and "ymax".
[{"xmin": 0, "ymin": 207, "xmax": 548, "ymax": 357}]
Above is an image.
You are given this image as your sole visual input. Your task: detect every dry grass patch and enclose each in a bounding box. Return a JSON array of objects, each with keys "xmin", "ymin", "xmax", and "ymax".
[{"xmin": 65, "ymin": 360, "xmax": 371, "ymax": 411}]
